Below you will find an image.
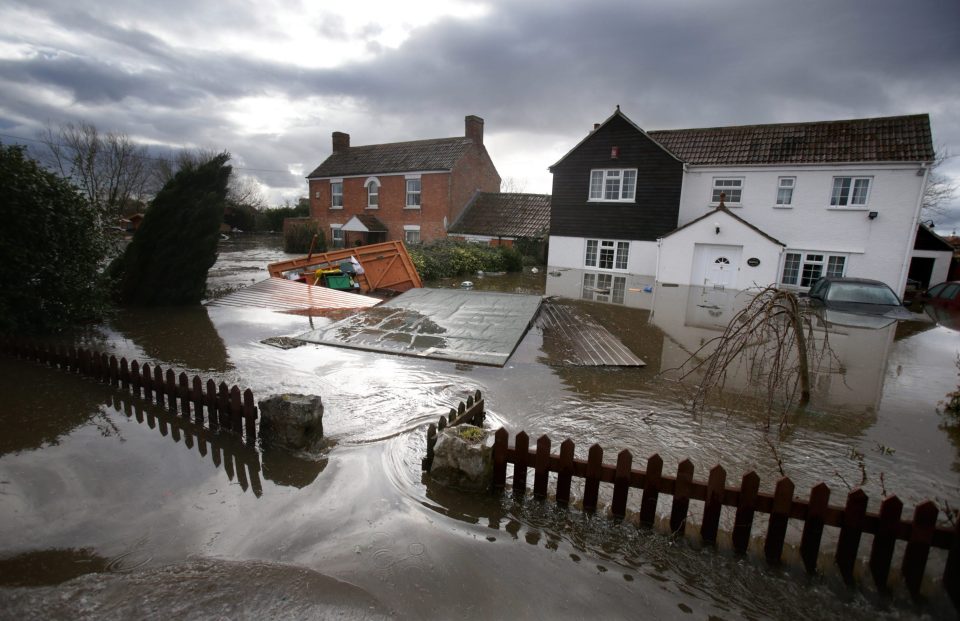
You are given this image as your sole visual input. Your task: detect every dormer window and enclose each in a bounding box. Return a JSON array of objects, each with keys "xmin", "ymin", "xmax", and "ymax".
[
  {"xmin": 365, "ymin": 177, "xmax": 380, "ymax": 209},
  {"xmin": 588, "ymin": 169, "xmax": 637, "ymax": 202}
]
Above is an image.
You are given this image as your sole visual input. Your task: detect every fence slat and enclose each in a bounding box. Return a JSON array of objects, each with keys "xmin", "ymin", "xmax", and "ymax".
[
  {"xmin": 179, "ymin": 373, "xmax": 191, "ymax": 417},
  {"xmin": 154, "ymin": 366, "xmax": 165, "ymax": 406},
  {"xmin": 109, "ymin": 355, "xmax": 119, "ymax": 387},
  {"xmin": 492, "ymin": 428, "xmax": 508, "ymax": 489},
  {"xmin": 701, "ymin": 465, "xmax": 726, "ymax": 545},
  {"xmin": 870, "ymin": 495, "xmax": 903, "ymax": 591},
  {"xmin": 583, "ymin": 444, "xmax": 603, "ymax": 512},
  {"xmin": 513, "ymin": 431, "xmax": 529, "ymax": 495},
  {"xmin": 131, "ymin": 360, "xmax": 141, "ymax": 397},
  {"xmin": 166, "ymin": 369, "xmax": 178, "ymax": 412},
  {"xmin": 243, "ymin": 388, "xmax": 257, "ymax": 442},
  {"xmin": 639, "ymin": 454, "xmax": 663, "ymax": 528},
  {"xmin": 192, "ymin": 376, "xmax": 204, "ymax": 423},
  {"xmin": 835, "ymin": 488, "xmax": 869, "ymax": 585},
  {"xmin": 670, "ymin": 459, "xmax": 694, "ymax": 535},
  {"xmin": 733, "ymin": 471, "xmax": 760, "ymax": 554},
  {"xmin": 801, "ymin": 482, "xmax": 831, "ymax": 574},
  {"xmin": 206, "ymin": 379, "xmax": 218, "ymax": 428},
  {"xmin": 142, "ymin": 363, "xmax": 153, "ymax": 401},
  {"xmin": 611, "ymin": 450, "xmax": 632, "ymax": 519},
  {"xmin": 556, "ymin": 439, "xmax": 575, "ymax": 507},
  {"xmin": 120, "ymin": 358, "xmax": 130, "ymax": 391},
  {"xmin": 764, "ymin": 477, "xmax": 795, "ymax": 564},
  {"xmin": 218, "ymin": 382, "xmax": 230, "ymax": 428},
  {"xmin": 533, "ymin": 435, "xmax": 551, "ymax": 498},
  {"xmin": 944, "ymin": 521, "xmax": 960, "ymax": 609},
  {"xmin": 903, "ymin": 500, "xmax": 939, "ymax": 598},
  {"xmin": 230, "ymin": 386, "xmax": 243, "ymax": 432}
]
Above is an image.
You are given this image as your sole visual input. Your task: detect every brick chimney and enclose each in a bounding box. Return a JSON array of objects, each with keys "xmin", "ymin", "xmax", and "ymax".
[
  {"xmin": 465, "ymin": 115, "xmax": 484, "ymax": 145},
  {"xmin": 332, "ymin": 131, "xmax": 350, "ymax": 153}
]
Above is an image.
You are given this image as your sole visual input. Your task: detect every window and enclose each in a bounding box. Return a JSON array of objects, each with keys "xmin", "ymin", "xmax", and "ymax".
[
  {"xmin": 780, "ymin": 251, "xmax": 847, "ymax": 288},
  {"xmin": 712, "ymin": 178, "xmax": 743, "ymax": 204},
  {"xmin": 582, "ymin": 273, "xmax": 627, "ymax": 304},
  {"xmin": 315, "ymin": 191, "xmax": 321, "ymax": 199},
  {"xmin": 776, "ymin": 177, "xmax": 795, "ymax": 206},
  {"xmin": 830, "ymin": 176, "xmax": 871, "ymax": 207},
  {"xmin": 405, "ymin": 178, "xmax": 421, "ymax": 208},
  {"xmin": 331, "ymin": 181, "xmax": 343, "ymax": 209},
  {"xmin": 366, "ymin": 178, "xmax": 379, "ymax": 209},
  {"xmin": 404, "ymin": 225, "xmax": 420, "ymax": 245},
  {"xmin": 588, "ymin": 169, "xmax": 637, "ymax": 202},
  {"xmin": 331, "ymin": 225, "xmax": 344, "ymax": 249},
  {"xmin": 584, "ymin": 239, "xmax": 629, "ymax": 271}
]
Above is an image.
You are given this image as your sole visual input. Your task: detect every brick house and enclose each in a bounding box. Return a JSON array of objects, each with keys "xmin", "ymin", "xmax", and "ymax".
[{"xmin": 306, "ymin": 116, "xmax": 500, "ymax": 248}]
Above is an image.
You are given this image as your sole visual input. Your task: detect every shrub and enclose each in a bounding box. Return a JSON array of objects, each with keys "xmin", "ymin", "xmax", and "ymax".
[
  {"xmin": 408, "ymin": 239, "xmax": 524, "ymax": 281},
  {"xmin": 0, "ymin": 144, "xmax": 108, "ymax": 333},
  {"xmin": 284, "ymin": 221, "xmax": 326, "ymax": 254}
]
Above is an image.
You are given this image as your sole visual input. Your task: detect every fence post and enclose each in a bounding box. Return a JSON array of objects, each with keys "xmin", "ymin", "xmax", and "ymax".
[
  {"xmin": 670, "ymin": 459, "xmax": 694, "ymax": 536},
  {"xmin": 701, "ymin": 465, "xmax": 726, "ymax": 546},
  {"xmin": 192, "ymin": 376, "xmax": 204, "ymax": 423},
  {"xmin": 835, "ymin": 488, "xmax": 868, "ymax": 585},
  {"xmin": 120, "ymin": 358, "xmax": 130, "ymax": 391},
  {"xmin": 230, "ymin": 386, "xmax": 243, "ymax": 432},
  {"xmin": 533, "ymin": 435, "xmax": 551, "ymax": 498},
  {"xmin": 870, "ymin": 494, "xmax": 903, "ymax": 591},
  {"xmin": 733, "ymin": 471, "xmax": 760, "ymax": 554},
  {"xmin": 142, "ymin": 363, "xmax": 153, "ymax": 401},
  {"xmin": 903, "ymin": 500, "xmax": 938, "ymax": 598},
  {"xmin": 513, "ymin": 432, "xmax": 530, "ymax": 496},
  {"xmin": 206, "ymin": 379, "xmax": 218, "ymax": 428},
  {"xmin": 131, "ymin": 360, "xmax": 141, "ymax": 397},
  {"xmin": 243, "ymin": 389, "xmax": 257, "ymax": 443},
  {"xmin": 639, "ymin": 454, "xmax": 663, "ymax": 528},
  {"xmin": 611, "ymin": 450, "xmax": 632, "ymax": 519},
  {"xmin": 944, "ymin": 520, "xmax": 960, "ymax": 608},
  {"xmin": 154, "ymin": 365, "xmax": 164, "ymax": 406},
  {"xmin": 166, "ymin": 369, "xmax": 177, "ymax": 412},
  {"xmin": 801, "ymin": 482, "xmax": 831, "ymax": 574},
  {"xmin": 492, "ymin": 428, "xmax": 508, "ymax": 489},
  {"xmin": 583, "ymin": 444, "xmax": 603, "ymax": 512},
  {"xmin": 764, "ymin": 476, "xmax": 795, "ymax": 564},
  {"xmin": 179, "ymin": 373, "xmax": 191, "ymax": 418},
  {"xmin": 556, "ymin": 439, "xmax": 575, "ymax": 507}
]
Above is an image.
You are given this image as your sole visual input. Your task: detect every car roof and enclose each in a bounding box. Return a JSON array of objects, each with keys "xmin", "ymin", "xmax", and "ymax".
[{"xmin": 818, "ymin": 277, "xmax": 890, "ymax": 286}]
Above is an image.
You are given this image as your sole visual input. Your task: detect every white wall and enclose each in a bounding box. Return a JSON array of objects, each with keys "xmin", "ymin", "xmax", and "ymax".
[
  {"xmin": 912, "ymin": 249, "xmax": 953, "ymax": 286},
  {"xmin": 676, "ymin": 164, "xmax": 927, "ymax": 293},
  {"xmin": 548, "ymin": 235, "xmax": 659, "ymax": 276},
  {"xmin": 657, "ymin": 210, "xmax": 784, "ymax": 288}
]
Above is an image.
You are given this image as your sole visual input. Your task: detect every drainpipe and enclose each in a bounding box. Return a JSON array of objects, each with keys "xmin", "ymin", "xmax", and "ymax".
[{"xmin": 895, "ymin": 164, "xmax": 931, "ymax": 297}]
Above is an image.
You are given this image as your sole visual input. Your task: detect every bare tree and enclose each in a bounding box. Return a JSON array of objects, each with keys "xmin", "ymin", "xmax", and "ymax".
[
  {"xmin": 154, "ymin": 148, "xmax": 265, "ymax": 210},
  {"xmin": 922, "ymin": 148, "xmax": 958, "ymax": 218},
  {"xmin": 500, "ymin": 176, "xmax": 528, "ymax": 194},
  {"xmin": 38, "ymin": 121, "xmax": 155, "ymax": 222}
]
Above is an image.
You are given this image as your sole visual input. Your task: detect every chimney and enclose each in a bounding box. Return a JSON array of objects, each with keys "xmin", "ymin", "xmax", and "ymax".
[
  {"xmin": 593, "ymin": 123, "xmax": 600, "ymax": 131},
  {"xmin": 332, "ymin": 131, "xmax": 350, "ymax": 153},
  {"xmin": 465, "ymin": 115, "xmax": 484, "ymax": 145}
]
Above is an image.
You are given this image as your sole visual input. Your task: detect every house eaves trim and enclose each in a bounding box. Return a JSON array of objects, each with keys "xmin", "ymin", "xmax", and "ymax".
[
  {"xmin": 547, "ymin": 108, "xmax": 685, "ymax": 172},
  {"xmin": 682, "ymin": 161, "xmax": 931, "ymax": 170},
  {"xmin": 659, "ymin": 205, "xmax": 786, "ymax": 247},
  {"xmin": 307, "ymin": 169, "xmax": 451, "ymax": 181}
]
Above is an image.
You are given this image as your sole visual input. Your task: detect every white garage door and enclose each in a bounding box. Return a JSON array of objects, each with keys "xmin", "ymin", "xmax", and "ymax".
[{"xmin": 692, "ymin": 244, "xmax": 743, "ymax": 289}]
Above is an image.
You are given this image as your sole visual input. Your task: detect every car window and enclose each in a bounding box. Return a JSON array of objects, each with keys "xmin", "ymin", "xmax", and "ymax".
[
  {"xmin": 941, "ymin": 284, "xmax": 960, "ymax": 300},
  {"xmin": 825, "ymin": 282, "xmax": 900, "ymax": 305},
  {"xmin": 927, "ymin": 283, "xmax": 946, "ymax": 297}
]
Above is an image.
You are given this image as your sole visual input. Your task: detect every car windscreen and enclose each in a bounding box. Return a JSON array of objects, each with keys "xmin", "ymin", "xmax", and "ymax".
[{"xmin": 825, "ymin": 282, "xmax": 900, "ymax": 305}]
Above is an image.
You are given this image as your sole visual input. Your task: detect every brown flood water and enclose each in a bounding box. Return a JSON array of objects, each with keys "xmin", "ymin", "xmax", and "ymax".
[{"xmin": 1, "ymin": 234, "xmax": 959, "ymax": 619}]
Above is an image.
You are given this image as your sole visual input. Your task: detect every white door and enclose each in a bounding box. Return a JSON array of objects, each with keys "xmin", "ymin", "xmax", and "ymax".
[{"xmin": 692, "ymin": 244, "xmax": 742, "ymax": 289}]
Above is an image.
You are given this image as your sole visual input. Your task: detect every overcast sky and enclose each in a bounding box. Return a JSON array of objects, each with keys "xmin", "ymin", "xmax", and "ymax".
[{"xmin": 2, "ymin": 0, "xmax": 959, "ymax": 228}]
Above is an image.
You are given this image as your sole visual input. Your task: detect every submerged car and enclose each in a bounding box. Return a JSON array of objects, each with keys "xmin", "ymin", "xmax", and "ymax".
[
  {"xmin": 917, "ymin": 281, "xmax": 960, "ymax": 310},
  {"xmin": 805, "ymin": 277, "xmax": 914, "ymax": 319}
]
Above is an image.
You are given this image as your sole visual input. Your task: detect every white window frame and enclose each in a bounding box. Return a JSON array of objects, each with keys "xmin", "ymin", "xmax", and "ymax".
[
  {"xmin": 403, "ymin": 224, "xmax": 420, "ymax": 245},
  {"xmin": 775, "ymin": 176, "xmax": 795, "ymax": 207},
  {"xmin": 405, "ymin": 175, "xmax": 421, "ymax": 209},
  {"xmin": 711, "ymin": 177, "xmax": 744, "ymax": 205},
  {"xmin": 365, "ymin": 177, "xmax": 379, "ymax": 209},
  {"xmin": 330, "ymin": 179, "xmax": 343, "ymax": 209},
  {"xmin": 584, "ymin": 239, "xmax": 630, "ymax": 271},
  {"xmin": 330, "ymin": 225, "xmax": 344, "ymax": 249},
  {"xmin": 588, "ymin": 169, "xmax": 637, "ymax": 202},
  {"xmin": 830, "ymin": 176, "xmax": 872, "ymax": 208},
  {"xmin": 780, "ymin": 251, "xmax": 847, "ymax": 288},
  {"xmin": 315, "ymin": 190, "xmax": 321, "ymax": 199}
]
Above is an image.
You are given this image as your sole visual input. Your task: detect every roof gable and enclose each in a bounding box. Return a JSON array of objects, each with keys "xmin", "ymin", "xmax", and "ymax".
[
  {"xmin": 647, "ymin": 114, "xmax": 933, "ymax": 166},
  {"xmin": 308, "ymin": 137, "xmax": 475, "ymax": 178},
  {"xmin": 914, "ymin": 222, "xmax": 954, "ymax": 252},
  {"xmin": 548, "ymin": 108, "xmax": 682, "ymax": 171},
  {"xmin": 660, "ymin": 206, "xmax": 785, "ymax": 246},
  {"xmin": 449, "ymin": 192, "xmax": 551, "ymax": 238}
]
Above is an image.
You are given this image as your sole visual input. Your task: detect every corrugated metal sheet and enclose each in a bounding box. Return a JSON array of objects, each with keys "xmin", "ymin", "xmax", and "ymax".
[
  {"xmin": 536, "ymin": 301, "xmax": 645, "ymax": 367},
  {"xmin": 206, "ymin": 278, "xmax": 380, "ymax": 313}
]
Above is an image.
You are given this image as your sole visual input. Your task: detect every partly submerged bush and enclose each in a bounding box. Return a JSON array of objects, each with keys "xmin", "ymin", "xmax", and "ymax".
[
  {"xmin": 408, "ymin": 239, "xmax": 524, "ymax": 281},
  {"xmin": 284, "ymin": 220, "xmax": 325, "ymax": 254}
]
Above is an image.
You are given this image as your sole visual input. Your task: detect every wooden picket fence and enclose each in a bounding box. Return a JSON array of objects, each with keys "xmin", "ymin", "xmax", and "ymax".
[
  {"xmin": 421, "ymin": 390, "xmax": 485, "ymax": 471},
  {"xmin": 1, "ymin": 337, "xmax": 258, "ymax": 443},
  {"xmin": 106, "ymin": 392, "xmax": 264, "ymax": 496},
  {"xmin": 492, "ymin": 429, "xmax": 960, "ymax": 605}
]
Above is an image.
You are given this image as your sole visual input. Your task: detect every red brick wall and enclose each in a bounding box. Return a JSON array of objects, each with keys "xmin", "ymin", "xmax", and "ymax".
[{"xmin": 449, "ymin": 145, "xmax": 501, "ymax": 226}]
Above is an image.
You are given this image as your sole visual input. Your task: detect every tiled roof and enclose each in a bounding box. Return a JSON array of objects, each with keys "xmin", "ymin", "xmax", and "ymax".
[
  {"xmin": 646, "ymin": 114, "xmax": 933, "ymax": 165},
  {"xmin": 307, "ymin": 137, "xmax": 474, "ymax": 178},
  {"xmin": 661, "ymin": 205, "xmax": 785, "ymax": 246},
  {"xmin": 449, "ymin": 192, "xmax": 551, "ymax": 238}
]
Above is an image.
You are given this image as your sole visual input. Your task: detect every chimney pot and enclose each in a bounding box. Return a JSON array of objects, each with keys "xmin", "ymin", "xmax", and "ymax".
[
  {"xmin": 332, "ymin": 131, "xmax": 350, "ymax": 153},
  {"xmin": 465, "ymin": 115, "xmax": 484, "ymax": 145}
]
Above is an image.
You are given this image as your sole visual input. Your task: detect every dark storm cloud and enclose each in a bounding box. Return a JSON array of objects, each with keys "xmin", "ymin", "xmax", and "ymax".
[{"xmin": 1, "ymin": 0, "xmax": 958, "ymax": 213}]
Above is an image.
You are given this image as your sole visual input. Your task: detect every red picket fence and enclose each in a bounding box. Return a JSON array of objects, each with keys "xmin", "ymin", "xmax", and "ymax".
[
  {"xmin": 2, "ymin": 337, "xmax": 258, "ymax": 443},
  {"xmin": 492, "ymin": 429, "xmax": 960, "ymax": 605}
]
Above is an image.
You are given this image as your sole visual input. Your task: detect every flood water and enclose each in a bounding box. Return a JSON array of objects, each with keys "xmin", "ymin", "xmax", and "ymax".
[{"xmin": 2, "ymin": 234, "xmax": 959, "ymax": 619}]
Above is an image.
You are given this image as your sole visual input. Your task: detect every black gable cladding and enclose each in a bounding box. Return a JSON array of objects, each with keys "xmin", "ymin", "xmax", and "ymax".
[{"xmin": 549, "ymin": 113, "xmax": 683, "ymax": 241}]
